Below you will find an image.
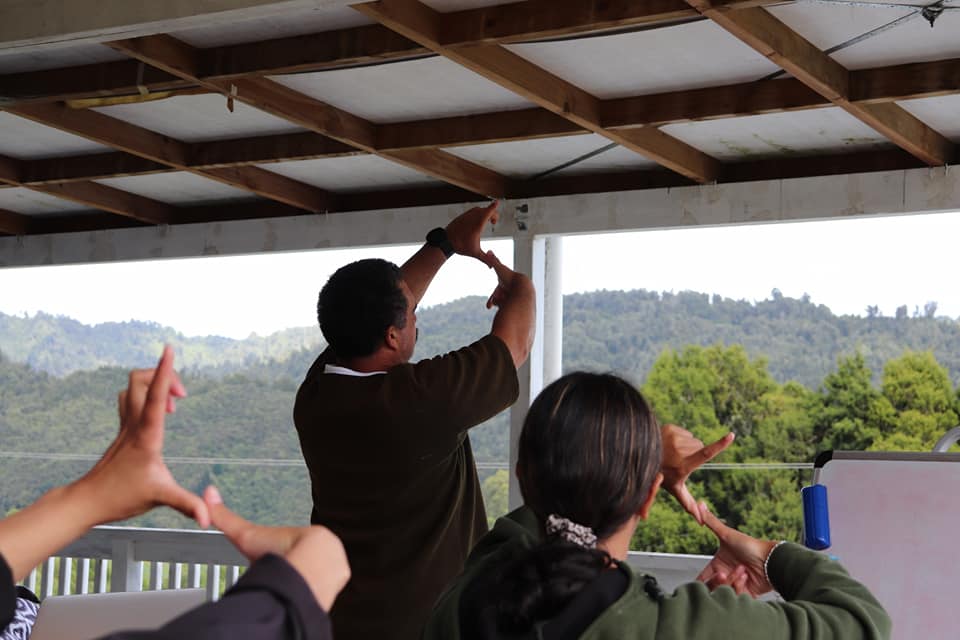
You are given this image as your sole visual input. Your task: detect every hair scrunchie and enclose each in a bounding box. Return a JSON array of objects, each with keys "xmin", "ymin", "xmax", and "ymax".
[{"xmin": 545, "ymin": 514, "xmax": 598, "ymax": 549}]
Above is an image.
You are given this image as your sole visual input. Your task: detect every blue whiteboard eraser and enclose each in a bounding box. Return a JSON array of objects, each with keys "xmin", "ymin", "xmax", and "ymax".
[{"xmin": 802, "ymin": 484, "xmax": 831, "ymax": 550}]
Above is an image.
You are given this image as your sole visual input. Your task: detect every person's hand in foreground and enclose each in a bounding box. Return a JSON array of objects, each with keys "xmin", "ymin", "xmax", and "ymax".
[
  {"xmin": 0, "ymin": 346, "xmax": 208, "ymax": 581},
  {"xmin": 204, "ymin": 486, "xmax": 350, "ymax": 613},
  {"xmin": 660, "ymin": 425, "xmax": 735, "ymax": 524},
  {"xmin": 696, "ymin": 502, "xmax": 777, "ymax": 598},
  {"xmin": 445, "ymin": 201, "xmax": 499, "ymax": 264}
]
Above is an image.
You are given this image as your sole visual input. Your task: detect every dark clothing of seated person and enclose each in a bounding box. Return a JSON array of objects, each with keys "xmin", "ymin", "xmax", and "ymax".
[
  {"xmin": 422, "ymin": 372, "xmax": 891, "ymax": 640},
  {"xmin": 0, "ymin": 552, "xmax": 333, "ymax": 640}
]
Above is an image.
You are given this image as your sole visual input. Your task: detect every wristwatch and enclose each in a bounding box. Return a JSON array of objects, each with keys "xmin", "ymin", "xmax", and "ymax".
[{"xmin": 426, "ymin": 227, "xmax": 455, "ymax": 258}]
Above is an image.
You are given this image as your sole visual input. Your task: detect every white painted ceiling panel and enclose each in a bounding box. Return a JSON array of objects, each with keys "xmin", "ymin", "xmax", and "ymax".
[
  {"xmin": 446, "ymin": 134, "xmax": 657, "ymax": 178},
  {"xmin": 831, "ymin": 12, "xmax": 960, "ymax": 69},
  {"xmin": 661, "ymin": 107, "xmax": 890, "ymax": 161},
  {"xmin": 0, "ymin": 187, "xmax": 90, "ymax": 214},
  {"xmin": 898, "ymin": 94, "xmax": 960, "ymax": 141},
  {"xmin": 259, "ymin": 156, "xmax": 443, "ymax": 191},
  {"xmin": 0, "ymin": 112, "xmax": 114, "ymax": 159},
  {"xmin": 94, "ymin": 94, "xmax": 304, "ymax": 142},
  {"xmin": 0, "ymin": 42, "xmax": 125, "ymax": 74},
  {"xmin": 270, "ymin": 57, "xmax": 534, "ymax": 123},
  {"xmin": 506, "ymin": 22, "xmax": 780, "ymax": 98},
  {"xmin": 95, "ymin": 172, "xmax": 251, "ymax": 204},
  {"xmin": 171, "ymin": 6, "xmax": 370, "ymax": 47},
  {"xmin": 769, "ymin": 3, "xmax": 915, "ymax": 51}
]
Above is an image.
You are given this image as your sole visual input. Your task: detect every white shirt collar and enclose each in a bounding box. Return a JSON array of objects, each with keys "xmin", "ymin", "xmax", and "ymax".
[{"xmin": 323, "ymin": 363, "xmax": 387, "ymax": 377}]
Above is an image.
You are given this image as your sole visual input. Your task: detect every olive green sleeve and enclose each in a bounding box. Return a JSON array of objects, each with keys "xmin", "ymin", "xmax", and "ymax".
[{"xmin": 652, "ymin": 543, "xmax": 890, "ymax": 640}]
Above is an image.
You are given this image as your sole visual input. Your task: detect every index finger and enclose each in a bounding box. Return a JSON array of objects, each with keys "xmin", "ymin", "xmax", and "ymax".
[
  {"xmin": 689, "ymin": 432, "xmax": 735, "ymax": 465},
  {"xmin": 139, "ymin": 346, "xmax": 176, "ymax": 446},
  {"xmin": 484, "ymin": 200, "xmax": 499, "ymax": 225}
]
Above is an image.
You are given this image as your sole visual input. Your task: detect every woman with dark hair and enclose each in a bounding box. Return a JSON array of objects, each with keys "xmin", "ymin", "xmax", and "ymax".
[{"xmin": 423, "ymin": 372, "xmax": 890, "ymax": 640}]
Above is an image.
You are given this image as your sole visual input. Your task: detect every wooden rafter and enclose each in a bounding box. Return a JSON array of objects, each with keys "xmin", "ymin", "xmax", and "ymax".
[
  {"xmin": 0, "ymin": 0, "xmax": 779, "ymax": 108},
  {"xmin": 355, "ymin": 0, "xmax": 719, "ymax": 183},
  {"xmin": 685, "ymin": 2, "xmax": 954, "ymax": 167},
  {"xmin": 8, "ymin": 103, "xmax": 331, "ymax": 212},
  {"xmin": 0, "ymin": 208, "xmax": 32, "ymax": 235},
  {"xmin": 107, "ymin": 35, "xmax": 509, "ymax": 198},
  {"xmin": 0, "ymin": 153, "xmax": 173, "ymax": 225},
  {"xmin": 3, "ymin": 52, "xmax": 958, "ymax": 189}
]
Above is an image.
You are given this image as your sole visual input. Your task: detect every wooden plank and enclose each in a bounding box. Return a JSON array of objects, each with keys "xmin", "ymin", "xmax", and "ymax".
[
  {"xmin": 0, "ymin": 208, "xmax": 32, "ymax": 235},
  {"xmin": 10, "ymin": 102, "xmax": 330, "ymax": 212},
  {"xmin": 603, "ymin": 77, "xmax": 826, "ymax": 127},
  {"xmin": 20, "ymin": 133, "xmax": 359, "ymax": 184},
  {"xmin": 31, "ymin": 182, "xmax": 176, "ymax": 225},
  {"xmin": 109, "ymin": 35, "xmax": 509, "ymax": 197},
  {"xmin": 356, "ymin": 0, "xmax": 718, "ymax": 183},
  {"xmin": 0, "ymin": 59, "xmax": 189, "ymax": 105},
  {"xmin": 686, "ymin": 2, "xmax": 953, "ymax": 166},
  {"xmin": 851, "ymin": 58, "xmax": 960, "ymax": 104},
  {"xmin": 378, "ymin": 107, "xmax": 582, "ymax": 150}
]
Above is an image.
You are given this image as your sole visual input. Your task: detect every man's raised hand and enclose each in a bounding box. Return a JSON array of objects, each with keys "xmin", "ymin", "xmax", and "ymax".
[{"xmin": 446, "ymin": 201, "xmax": 499, "ymax": 263}]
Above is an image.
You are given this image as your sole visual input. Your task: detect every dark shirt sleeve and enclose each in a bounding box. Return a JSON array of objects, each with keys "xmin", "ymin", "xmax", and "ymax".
[
  {"xmin": 404, "ymin": 334, "xmax": 519, "ymax": 435},
  {"xmin": 0, "ymin": 553, "xmax": 15, "ymax": 632},
  {"xmin": 100, "ymin": 554, "xmax": 332, "ymax": 640}
]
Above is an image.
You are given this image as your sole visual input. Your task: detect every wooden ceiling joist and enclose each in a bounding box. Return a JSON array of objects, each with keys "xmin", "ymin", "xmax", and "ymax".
[
  {"xmin": 0, "ymin": 208, "xmax": 33, "ymax": 235},
  {"xmin": 107, "ymin": 35, "xmax": 509, "ymax": 198},
  {"xmin": 685, "ymin": 2, "xmax": 954, "ymax": 167},
  {"xmin": 8, "ymin": 102, "xmax": 332, "ymax": 212},
  {"xmin": 355, "ymin": 0, "xmax": 719, "ymax": 183},
  {"xmin": 0, "ymin": 153, "xmax": 173, "ymax": 225},
  {"xmin": 0, "ymin": 0, "xmax": 776, "ymax": 109}
]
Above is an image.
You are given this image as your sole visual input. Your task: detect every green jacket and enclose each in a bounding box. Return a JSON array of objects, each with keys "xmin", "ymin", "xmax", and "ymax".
[{"xmin": 423, "ymin": 507, "xmax": 890, "ymax": 640}]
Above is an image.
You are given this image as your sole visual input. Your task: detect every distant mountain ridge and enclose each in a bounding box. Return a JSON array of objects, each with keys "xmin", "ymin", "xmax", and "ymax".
[{"xmin": 3, "ymin": 289, "xmax": 960, "ymax": 388}]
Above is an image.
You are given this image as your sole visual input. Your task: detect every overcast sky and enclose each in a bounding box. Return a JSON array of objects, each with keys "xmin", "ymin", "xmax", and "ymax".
[{"xmin": 1, "ymin": 211, "xmax": 958, "ymax": 339}]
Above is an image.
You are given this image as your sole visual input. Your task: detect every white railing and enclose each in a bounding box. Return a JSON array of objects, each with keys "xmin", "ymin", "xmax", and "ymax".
[
  {"xmin": 627, "ymin": 551, "xmax": 711, "ymax": 593},
  {"xmin": 20, "ymin": 526, "xmax": 711, "ymax": 602},
  {"xmin": 19, "ymin": 526, "xmax": 247, "ymax": 602}
]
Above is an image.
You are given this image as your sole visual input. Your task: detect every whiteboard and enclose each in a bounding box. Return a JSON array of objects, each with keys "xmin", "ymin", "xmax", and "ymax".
[{"xmin": 813, "ymin": 451, "xmax": 960, "ymax": 640}]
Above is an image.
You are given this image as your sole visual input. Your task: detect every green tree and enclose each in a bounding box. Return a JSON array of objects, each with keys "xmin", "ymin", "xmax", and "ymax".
[
  {"xmin": 874, "ymin": 351, "xmax": 958, "ymax": 450},
  {"xmin": 481, "ymin": 470, "xmax": 509, "ymax": 527},
  {"xmin": 811, "ymin": 353, "xmax": 897, "ymax": 451}
]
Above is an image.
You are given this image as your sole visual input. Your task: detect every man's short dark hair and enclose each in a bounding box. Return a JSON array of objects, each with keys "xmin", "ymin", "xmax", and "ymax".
[{"xmin": 318, "ymin": 258, "xmax": 408, "ymax": 359}]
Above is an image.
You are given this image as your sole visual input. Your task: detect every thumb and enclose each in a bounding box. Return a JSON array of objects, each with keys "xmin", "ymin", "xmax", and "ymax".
[
  {"xmin": 699, "ymin": 502, "xmax": 732, "ymax": 541},
  {"xmin": 674, "ymin": 484, "xmax": 703, "ymax": 525},
  {"xmin": 159, "ymin": 483, "xmax": 210, "ymax": 529},
  {"xmin": 205, "ymin": 485, "xmax": 252, "ymax": 542}
]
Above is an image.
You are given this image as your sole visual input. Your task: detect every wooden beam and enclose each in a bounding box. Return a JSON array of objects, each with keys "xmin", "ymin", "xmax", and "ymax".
[
  {"xmin": 8, "ymin": 102, "xmax": 331, "ymax": 212},
  {"xmin": 355, "ymin": 0, "xmax": 719, "ymax": 183},
  {"xmin": 31, "ymin": 182, "xmax": 175, "ymax": 224},
  {"xmin": 685, "ymin": 2, "xmax": 953, "ymax": 166},
  {"xmin": 108, "ymin": 35, "xmax": 510, "ymax": 197},
  {"xmin": 0, "ymin": 154, "xmax": 174, "ymax": 224},
  {"xmin": 0, "ymin": 208, "xmax": 32, "ymax": 235}
]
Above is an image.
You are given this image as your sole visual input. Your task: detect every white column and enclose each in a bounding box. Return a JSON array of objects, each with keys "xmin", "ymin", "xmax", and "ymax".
[
  {"xmin": 507, "ymin": 234, "xmax": 564, "ymax": 509},
  {"xmin": 542, "ymin": 236, "xmax": 563, "ymax": 386}
]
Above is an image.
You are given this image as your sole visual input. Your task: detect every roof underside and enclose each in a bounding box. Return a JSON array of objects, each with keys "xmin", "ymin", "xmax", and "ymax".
[{"xmin": 0, "ymin": 0, "xmax": 958, "ymax": 237}]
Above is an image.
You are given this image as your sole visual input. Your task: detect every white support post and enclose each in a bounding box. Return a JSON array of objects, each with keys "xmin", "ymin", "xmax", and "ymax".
[
  {"xmin": 41, "ymin": 558, "xmax": 55, "ymax": 599},
  {"xmin": 542, "ymin": 236, "xmax": 563, "ymax": 387},
  {"xmin": 508, "ymin": 233, "xmax": 547, "ymax": 510},
  {"xmin": 111, "ymin": 540, "xmax": 142, "ymax": 593}
]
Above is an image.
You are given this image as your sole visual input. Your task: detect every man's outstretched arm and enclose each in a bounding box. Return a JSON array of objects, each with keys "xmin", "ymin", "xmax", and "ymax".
[{"xmin": 401, "ymin": 202, "xmax": 499, "ymax": 305}]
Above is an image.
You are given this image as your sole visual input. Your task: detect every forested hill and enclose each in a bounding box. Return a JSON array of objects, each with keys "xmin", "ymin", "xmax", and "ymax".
[{"xmin": 3, "ymin": 289, "xmax": 960, "ymax": 388}]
